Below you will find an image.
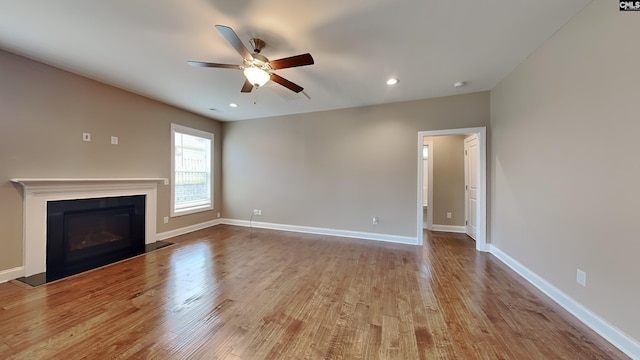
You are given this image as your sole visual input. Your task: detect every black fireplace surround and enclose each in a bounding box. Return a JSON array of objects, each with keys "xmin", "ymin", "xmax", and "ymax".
[{"xmin": 46, "ymin": 195, "xmax": 145, "ymax": 281}]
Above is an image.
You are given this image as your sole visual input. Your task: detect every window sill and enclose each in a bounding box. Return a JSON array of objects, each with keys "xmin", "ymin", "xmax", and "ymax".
[{"xmin": 171, "ymin": 204, "xmax": 213, "ymax": 218}]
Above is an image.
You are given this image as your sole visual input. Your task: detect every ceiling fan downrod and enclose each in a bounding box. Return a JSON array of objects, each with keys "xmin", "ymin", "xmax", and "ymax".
[{"xmin": 250, "ymin": 38, "xmax": 266, "ymax": 54}]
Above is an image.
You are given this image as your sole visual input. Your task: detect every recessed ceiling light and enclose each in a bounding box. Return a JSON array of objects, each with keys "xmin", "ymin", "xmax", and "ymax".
[
  {"xmin": 386, "ymin": 78, "xmax": 399, "ymax": 85},
  {"xmin": 454, "ymin": 81, "xmax": 466, "ymax": 88},
  {"xmin": 229, "ymin": 103, "xmax": 238, "ymax": 108}
]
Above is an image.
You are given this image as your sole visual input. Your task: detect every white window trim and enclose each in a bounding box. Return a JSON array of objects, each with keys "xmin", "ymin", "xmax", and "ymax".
[{"xmin": 170, "ymin": 123, "xmax": 214, "ymax": 217}]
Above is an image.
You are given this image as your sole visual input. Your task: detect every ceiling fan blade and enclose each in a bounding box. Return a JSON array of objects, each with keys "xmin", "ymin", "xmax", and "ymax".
[
  {"xmin": 187, "ymin": 61, "xmax": 241, "ymax": 69},
  {"xmin": 241, "ymin": 79, "xmax": 254, "ymax": 93},
  {"xmin": 270, "ymin": 73, "xmax": 304, "ymax": 93},
  {"xmin": 269, "ymin": 53, "xmax": 314, "ymax": 70},
  {"xmin": 215, "ymin": 25, "xmax": 253, "ymax": 60}
]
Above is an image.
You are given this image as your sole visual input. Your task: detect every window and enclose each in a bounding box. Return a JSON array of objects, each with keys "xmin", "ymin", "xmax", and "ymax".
[{"xmin": 171, "ymin": 124, "xmax": 213, "ymax": 216}]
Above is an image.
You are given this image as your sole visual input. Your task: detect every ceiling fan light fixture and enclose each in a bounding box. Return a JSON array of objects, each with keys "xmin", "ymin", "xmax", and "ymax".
[{"xmin": 244, "ymin": 67, "xmax": 270, "ymax": 87}]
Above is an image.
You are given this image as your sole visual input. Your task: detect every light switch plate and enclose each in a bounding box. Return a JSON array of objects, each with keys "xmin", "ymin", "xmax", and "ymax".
[{"xmin": 577, "ymin": 269, "xmax": 586, "ymax": 286}]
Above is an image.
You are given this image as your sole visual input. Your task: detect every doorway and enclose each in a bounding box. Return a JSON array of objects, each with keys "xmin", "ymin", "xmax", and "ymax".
[{"xmin": 417, "ymin": 127, "xmax": 487, "ymax": 251}]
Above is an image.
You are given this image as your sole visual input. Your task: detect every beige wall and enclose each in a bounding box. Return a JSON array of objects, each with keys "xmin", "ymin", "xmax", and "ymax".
[
  {"xmin": 424, "ymin": 136, "xmax": 466, "ymax": 226},
  {"xmin": 0, "ymin": 49, "xmax": 222, "ymax": 272},
  {"xmin": 491, "ymin": 0, "xmax": 640, "ymax": 342},
  {"xmin": 222, "ymin": 92, "xmax": 489, "ymax": 238}
]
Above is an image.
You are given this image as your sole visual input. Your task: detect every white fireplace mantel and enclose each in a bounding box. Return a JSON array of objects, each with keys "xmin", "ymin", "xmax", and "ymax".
[{"xmin": 11, "ymin": 178, "xmax": 167, "ymax": 277}]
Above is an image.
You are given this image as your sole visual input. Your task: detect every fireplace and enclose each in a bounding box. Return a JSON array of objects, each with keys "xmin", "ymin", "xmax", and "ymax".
[
  {"xmin": 11, "ymin": 178, "xmax": 166, "ymax": 282},
  {"xmin": 46, "ymin": 195, "xmax": 146, "ymax": 281}
]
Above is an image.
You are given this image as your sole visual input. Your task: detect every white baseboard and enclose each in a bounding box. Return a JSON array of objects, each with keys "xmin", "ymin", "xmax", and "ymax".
[
  {"xmin": 0, "ymin": 267, "xmax": 24, "ymax": 283},
  {"xmin": 221, "ymin": 219, "xmax": 418, "ymax": 245},
  {"xmin": 490, "ymin": 245, "xmax": 640, "ymax": 360},
  {"xmin": 431, "ymin": 224, "xmax": 466, "ymax": 233},
  {"xmin": 156, "ymin": 219, "xmax": 223, "ymax": 241}
]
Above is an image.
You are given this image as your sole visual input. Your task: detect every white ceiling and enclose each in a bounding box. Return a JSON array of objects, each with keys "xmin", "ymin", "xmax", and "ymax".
[{"xmin": 0, "ymin": 0, "xmax": 591, "ymax": 122}]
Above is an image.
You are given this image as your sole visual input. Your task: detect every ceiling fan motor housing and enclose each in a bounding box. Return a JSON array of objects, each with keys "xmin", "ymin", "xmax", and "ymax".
[{"xmin": 244, "ymin": 53, "xmax": 271, "ymax": 72}]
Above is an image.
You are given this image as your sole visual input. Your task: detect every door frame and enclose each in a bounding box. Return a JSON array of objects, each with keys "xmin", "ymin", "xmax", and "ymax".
[{"xmin": 416, "ymin": 127, "xmax": 487, "ymax": 251}]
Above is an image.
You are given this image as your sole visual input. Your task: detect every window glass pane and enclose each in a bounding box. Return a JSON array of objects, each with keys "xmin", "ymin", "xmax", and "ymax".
[{"xmin": 172, "ymin": 125, "xmax": 213, "ymax": 215}]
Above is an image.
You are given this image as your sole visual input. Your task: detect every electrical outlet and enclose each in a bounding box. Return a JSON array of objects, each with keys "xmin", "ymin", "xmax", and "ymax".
[
  {"xmin": 83, "ymin": 133, "xmax": 91, "ymax": 142},
  {"xmin": 447, "ymin": 212, "xmax": 452, "ymax": 219},
  {"xmin": 372, "ymin": 216, "xmax": 379, "ymax": 225},
  {"xmin": 253, "ymin": 209, "xmax": 262, "ymax": 216},
  {"xmin": 111, "ymin": 136, "xmax": 118, "ymax": 145},
  {"xmin": 217, "ymin": 212, "xmax": 221, "ymax": 218},
  {"xmin": 163, "ymin": 216, "xmax": 169, "ymax": 224},
  {"xmin": 576, "ymin": 269, "xmax": 586, "ymax": 286}
]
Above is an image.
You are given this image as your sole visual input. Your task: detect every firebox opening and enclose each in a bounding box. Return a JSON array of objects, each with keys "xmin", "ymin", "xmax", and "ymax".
[{"xmin": 46, "ymin": 195, "xmax": 146, "ymax": 282}]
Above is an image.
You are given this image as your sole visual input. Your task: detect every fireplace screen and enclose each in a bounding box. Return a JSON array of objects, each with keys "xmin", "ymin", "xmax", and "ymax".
[{"xmin": 47, "ymin": 195, "xmax": 145, "ymax": 281}]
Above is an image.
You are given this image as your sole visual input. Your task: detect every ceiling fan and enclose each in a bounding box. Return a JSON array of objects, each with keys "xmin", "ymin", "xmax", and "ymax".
[{"xmin": 188, "ymin": 25, "xmax": 315, "ymax": 94}]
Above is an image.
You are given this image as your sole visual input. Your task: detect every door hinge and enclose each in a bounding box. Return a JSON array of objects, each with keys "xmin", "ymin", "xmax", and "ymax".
[
  {"xmin": 465, "ymin": 150, "xmax": 468, "ymax": 155},
  {"xmin": 465, "ymin": 185, "xmax": 468, "ymax": 190},
  {"xmin": 466, "ymin": 220, "xmax": 468, "ymax": 225}
]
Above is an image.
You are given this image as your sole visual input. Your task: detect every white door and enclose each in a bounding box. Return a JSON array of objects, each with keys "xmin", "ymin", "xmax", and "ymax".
[
  {"xmin": 422, "ymin": 147, "xmax": 429, "ymax": 206},
  {"xmin": 421, "ymin": 140, "xmax": 434, "ymax": 231},
  {"xmin": 464, "ymin": 135, "xmax": 479, "ymax": 240}
]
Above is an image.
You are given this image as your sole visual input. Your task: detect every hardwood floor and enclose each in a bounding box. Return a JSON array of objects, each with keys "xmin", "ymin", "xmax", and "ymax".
[{"xmin": 0, "ymin": 225, "xmax": 628, "ymax": 359}]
